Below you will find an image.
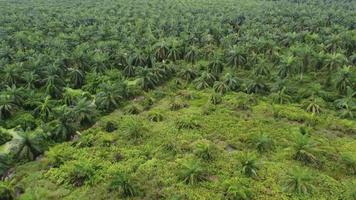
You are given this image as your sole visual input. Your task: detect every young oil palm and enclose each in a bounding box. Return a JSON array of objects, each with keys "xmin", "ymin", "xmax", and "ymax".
[
  {"xmin": 194, "ymin": 71, "xmax": 216, "ymax": 90},
  {"xmin": 109, "ymin": 172, "xmax": 137, "ymax": 197},
  {"xmin": 283, "ymin": 167, "xmax": 315, "ymax": 195},
  {"xmin": 240, "ymin": 153, "xmax": 260, "ymax": 178},
  {"xmin": 292, "ymin": 134, "xmax": 320, "ymax": 166},
  {"xmin": 222, "ymin": 73, "xmax": 240, "ymax": 91},
  {"xmin": 179, "ymin": 159, "xmax": 207, "ymax": 185}
]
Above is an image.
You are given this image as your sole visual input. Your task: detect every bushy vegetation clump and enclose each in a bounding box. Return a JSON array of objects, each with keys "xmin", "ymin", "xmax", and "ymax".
[{"xmin": 0, "ymin": 130, "xmax": 12, "ymax": 145}]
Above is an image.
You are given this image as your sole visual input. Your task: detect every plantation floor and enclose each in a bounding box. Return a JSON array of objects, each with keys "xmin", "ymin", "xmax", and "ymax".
[{"xmin": 8, "ymin": 87, "xmax": 356, "ymax": 199}]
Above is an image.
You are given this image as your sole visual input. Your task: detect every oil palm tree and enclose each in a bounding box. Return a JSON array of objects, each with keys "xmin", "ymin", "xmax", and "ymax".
[
  {"xmin": 254, "ymin": 58, "xmax": 271, "ymax": 77},
  {"xmin": 179, "ymin": 67, "xmax": 198, "ymax": 82},
  {"xmin": 179, "ymin": 159, "xmax": 207, "ymax": 185},
  {"xmin": 292, "ymin": 134, "xmax": 320, "ymax": 166},
  {"xmin": 95, "ymin": 82, "xmax": 123, "ymax": 111},
  {"xmin": 52, "ymin": 106, "xmax": 75, "ymax": 141},
  {"xmin": 4, "ymin": 85, "xmax": 24, "ymax": 107},
  {"xmin": 271, "ymin": 87, "xmax": 292, "ymax": 104},
  {"xmin": 71, "ymin": 98, "xmax": 97, "ymax": 126},
  {"xmin": 167, "ymin": 39, "xmax": 182, "ymax": 61},
  {"xmin": 123, "ymin": 64, "xmax": 135, "ymax": 77},
  {"xmin": 226, "ymin": 45, "xmax": 246, "ymax": 69},
  {"xmin": 0, "ymin": 95, "xmax": 17, "ymax": 120},
  {"xmin": 194, "ymin": 71, "xmax": 216, "ymax": 90},
  {"xmin": 43, "ymin": 74, "xmax": 64, "ymax": 98},
  {"xmin": 208, "ymin": 56, "xmax": 224, "ymax": 75},
  {"xmin": 138, "ymin": 68, "xmax": 159, "ymax": 91},
  {"xmin": 68, "ymin": 68, "xmax": 85, "ymax": 88},
  {"xmin": 222, "ymin": 73, "xmax": 240, "ymax": 91},
  {"xmin": 335, "ymin": 87, "xmax": 356, "ymax": 119},
  {"xmin": 33, "ymin": 96, "xmax": 54, "ymax": 121},
  {"xmin": 303, "ymin": 94, "xmax": 323, "ymax": 115},
  {"xmin": 109, "ymin": 172, "xmax": 137, "ymax": 197},
  {"xmin": 283, "ymin": 167, "xmax": 315, "ymax": 195},
  {"xmin": 278, "ymin": 55, "xmax": 298, "ymax": 79},
  {"xmin": 154, "ymin": 40, "xmax": 169, "ymax": 61},
  {"xmin": 184, "ymin": 45, "xmax": 200, "ymax": 64},
  {"xmin": 23, "ymin": 71, "xmax": 39, "ymax": 90},
  {"xmin": 246, "ymin": 78, "xmax": 269, "ymax": 94},
  {"xmin": 335, "ymin": 66, "xmax": 353, "ymax": 95},
  {"xmin": 323, "ymin": 52, "xmax": 347, "ymax": 72},
  {"xmin": 240, "ymin": 153, "xmax": 260, "ymax": 178},
  {"xmin": 15, "ymin": 131, "xmax": 43, "ymax": 161},
  {"xmin": 213, "ymin": 81, "xmax": 230, "ymax": 94}
]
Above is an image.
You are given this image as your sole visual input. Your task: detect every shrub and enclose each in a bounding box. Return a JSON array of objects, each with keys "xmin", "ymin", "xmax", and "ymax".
[
  {"xmin": 194, "ymin": 140, "xmax": 216, "ymax": 160},
  {"xmin": 292, "ymin": 134, "xmax": 321, "ymax": 166},
  {"xmin": 234, "ymin": 93, "xmax": 257, "ymax": 110},
  {"xmin": 46, "ymin": 145, "xmax": 75, "ymax": 168},
  {"xmin": 210, "ymin": 93, "xmax": 222, "ymax": 105},
  {"xmin": 224, "ymin": 178, "xmax": 253, "ymax": 200},
  {"xmin": 0, "ymin": 182, "xmax": 14, "ymax": 200},
  {"xmin": 282, "ymin": 167, "xmax": 315, "ymax": 195},
  {"xmin": 147, "ymin": 111, "xmax": 164, "ymax": 122},
  {"xmin": 124, "ymin": 104, "xmax": 142, "ymax": 115},
  {"xmin": 201, "ymin": 103, "xmax": 216, "ymax": 115},
  {"xmin": 170, "ymin": 98, "xmax": 188, "ymax": 111},
  {"xmin": 250, "ymin": 133, "xmax": 274, "ymax": 153},
  {"xmin": 105, "ymin": 121, "xmax": 117, "ymax": 133},
  {"xmin": 0, "ymin": 129, "xmax": 12, "ymax": 145},
  {"xmin": 0, "ymin": 154, "xmax": 12, "ymax": 176},
  {"xmin": 109, "ymin": 172, "xmax": 137, "ymax": 197},
  {"xmin": 6, "ymin": 112, "xmax": 37, "ymax": 131},
  {"xmin": 177, "ymin": 90, "xmax": 195, "ymax": 100},
  {"xmin": 240, "ymin": 153, "xmax": 260, "ymax": 178},
  {"xmin": 124, "ymin": 120, "xmax": 147, "ymax": 140},
  {"xmin": 343, "ymin": 181, "xmax": 356, "ymax": 200},
  {"xmin": 341, "ymin": 153, "xmax": 356, "ymax": 175},
  {"xmin": 178, "ymin": 159, "xmax": 207, "ymax": 184},
  {"xmin": 176, "ymin": 116, "xmax": 201, "ymax": 130},
  {"xmin": 68, "ymin": 162, "xmax": 97, "ymax": 187}
]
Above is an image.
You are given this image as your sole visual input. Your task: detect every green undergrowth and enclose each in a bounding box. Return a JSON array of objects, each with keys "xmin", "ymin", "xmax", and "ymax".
[{"xmin": 5, "ymin": 86, "xmax": 356, "ymax": 200}]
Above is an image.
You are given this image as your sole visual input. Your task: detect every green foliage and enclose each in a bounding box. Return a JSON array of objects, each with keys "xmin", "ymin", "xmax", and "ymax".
[
  {"xmin": 246, "ymin": 78, "xmax": 269, "ymax": 95},
  {"xmin": 123, "ymin": 104, "xmax": 142, "ymax": 115},
  {"xmin": 123, "ymin": 119, "xmax": 147, "ymax": 140},
  {"xmin": 194, "ymin": 72, "xmax": 216, "ymax": 90},
  {"xmin": 0, "ymin": 154, "xmax": 12, "ymax": 176},
  {"xmin": 0, "ymin": 182, "xmax": 14, "ymax": 200},
  {"xmin": 14, "ymin": 130, "xmax": 47, "ymax": 161},
  {"xmin": 0, "ymin": 129, "xmax": 12, "ymax": 145},
  {"xmin": 176, "ymin": 116, "xmax": 201, "ymax": 130},
  {"xmin": 109, "ymin": 172, "xmax": 137, "ymax": 197},
  {"xmin": 240, "ymin": 153, "xmax": 260, "ymax": 178},
  {"xmin": 282, "ymin": 167, "xmax": 315, "ymax": 195},
  {"xmin": 67, "ymin": 161, "xmax": 97, "ymax": 187},
  {"xmin": 250, "ymin": 133, "xmax": 274, "ymax": 153},
  {"xmin": 147, "ymin": 111, "xmax": 164, "ymax": 122},
  {"xmin": 302, "ymin": 95, "xmax": 324, "ymax": 115},
  {"xmin": 178, "ymin": 159, "xmax": 207, "ymax": 185},
  {"xmin": 170, "ymin": 98, "xmax": 188, "ymax": 111},
  {"xmin": 45, "ymin": 145, "xmax": 75, "ymax": 168},
  {"xmin": 0, "ymin": 0, "xmax": 355, "ymax": 198},
  {"xmin": 105, "ymin": 121, "xmax": 117, "ymax": 133},
  {"xmin": 343, "ymin": 181, "xmax": 356, "ymax": 200},
  {"xmin": 194, "ymin": 140, "xmax": 216, "ymax": 161},
  {"xmin": 224, "ymin": 178, "xmax": 254, "ymax": 200},
  {"xmin": 341, "ymin": 153, "xmax": 356, "ymax": 175},
  {"xmin": 292, "ymin": 134, "xmax": 321, "ymax": 167},
  {"xmin": 210, "ymin": 93, "xmax": 222, "ymax": 105}
]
